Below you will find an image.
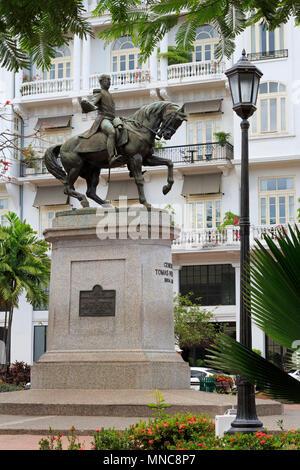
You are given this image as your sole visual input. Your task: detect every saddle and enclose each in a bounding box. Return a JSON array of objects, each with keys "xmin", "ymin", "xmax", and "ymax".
[{"xmin": 75, "ymin": 118, "xmax": 129, "ymax": 154}]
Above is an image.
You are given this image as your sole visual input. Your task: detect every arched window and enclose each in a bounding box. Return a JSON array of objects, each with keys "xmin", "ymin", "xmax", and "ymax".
[
  {"xmin": 251, "ymin": 81, "xmax": 287, "ymax": 135},
  {"xmin": 192, "ymin": 25, "xmax": 219, "ymax": 63},
  {"xmin": 43, "ymin": 45, "xmax": 72, "ymax": 80},
  {"xmin": 111, "ymin": 35, "xmax": 140, "ymax": 72}
]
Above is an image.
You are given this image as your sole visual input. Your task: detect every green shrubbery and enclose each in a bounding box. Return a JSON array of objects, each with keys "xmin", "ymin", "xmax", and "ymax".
[
  {"xmin": 38, "ymin": 391, "xmax": 300, "ymax": 451},
  {"xmin": 39, "ymin": 421, "xmax": 300, "ymax": 451},
  {"xmin": 0, "ymin": 361, "xmax": 30, "ymax": 387}
]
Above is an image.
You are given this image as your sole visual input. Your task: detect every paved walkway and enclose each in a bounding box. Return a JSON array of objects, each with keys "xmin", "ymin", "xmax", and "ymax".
[{"xmin": 0, "ymin": 405, "xmax": 298, "ymax": 450}]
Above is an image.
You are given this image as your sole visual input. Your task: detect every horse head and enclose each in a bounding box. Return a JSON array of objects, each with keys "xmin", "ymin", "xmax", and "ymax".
[{"xmin": 157, "ymin": 103, "xmax": 187, "ymax": 140}]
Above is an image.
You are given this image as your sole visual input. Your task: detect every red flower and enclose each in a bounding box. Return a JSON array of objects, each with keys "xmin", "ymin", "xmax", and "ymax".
[
  {"xmin": 148, "ymin": 440, "xmax": 154, "ymax": 444},
  {"xmin": 4, "ymin": 100, "xmax": 10, "ymax": 106}
]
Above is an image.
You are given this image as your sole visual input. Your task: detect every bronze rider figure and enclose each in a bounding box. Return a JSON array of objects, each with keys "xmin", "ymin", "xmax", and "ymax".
[{"xmin": 79, "ymin": 74, "xmax": 123, "ymax": 167}]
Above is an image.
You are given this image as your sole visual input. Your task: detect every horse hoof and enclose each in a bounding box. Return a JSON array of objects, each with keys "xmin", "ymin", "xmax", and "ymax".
[
  {"xmin": 143, "ymin": 202, "xmax": 152, "ymax": 209},
  {"xmin": 81, "ymin": 199, "xmax": 89, "ymax": 208},
  {"xmin": 162, "ymin": 185, "xmax": 170, "ymax": 195}
]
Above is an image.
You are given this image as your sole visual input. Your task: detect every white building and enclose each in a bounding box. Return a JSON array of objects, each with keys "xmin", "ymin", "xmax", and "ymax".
[{"xmin": 0, "ymin": 2, "xmax": 298, "ymax": 368}]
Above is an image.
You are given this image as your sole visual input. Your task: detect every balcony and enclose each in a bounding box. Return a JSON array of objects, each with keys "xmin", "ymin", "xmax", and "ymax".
[
  {"xmin": 20, "ymin": 78, "xmax": 73, "ymax": 98},
  {"xmin": 89, "ymin": 69, "xmax": 151, "ymax": 92},
  {"xmin": 19, "ymin": 142, "xmax": 233, "ymax": 178},
  {"xmin": 172, "ymin": 224, "xmax": 298, "ymax": 251},
  {"xmin": 247, "ymin": 50, "xmax": 288, "ymax": 61},
  {"xmin": 167, "ymin": 60, "xmax": 226, "ymax": 84},
  {"xmin": 156, "ymin": 142, "xmax": 233, "ymax": 164}
]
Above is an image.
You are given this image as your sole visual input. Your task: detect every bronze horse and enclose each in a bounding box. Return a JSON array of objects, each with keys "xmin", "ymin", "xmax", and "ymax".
[{"xmin": 44, "ymin": 101, "xmax": 186, "ymax": 207}]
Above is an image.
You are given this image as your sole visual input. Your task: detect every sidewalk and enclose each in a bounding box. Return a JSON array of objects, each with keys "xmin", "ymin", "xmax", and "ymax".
[{"xmin": 0, "ymin": 405, "xmax": 299, "ymax": 450}]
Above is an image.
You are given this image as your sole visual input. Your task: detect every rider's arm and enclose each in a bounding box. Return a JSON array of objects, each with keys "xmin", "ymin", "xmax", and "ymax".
[{"xmin": 90, "ymin": 91, "xmax": 102, "ymax": 107}]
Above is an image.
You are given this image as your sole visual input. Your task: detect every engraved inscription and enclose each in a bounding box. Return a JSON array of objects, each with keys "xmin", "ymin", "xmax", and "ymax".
[
  {"xmin": 154, "ymin": 262, "xmax": 173, "ymax": 284},
  {"xmin": 79, "ymin": 284, "xmax": 116, "ymax": 317}
]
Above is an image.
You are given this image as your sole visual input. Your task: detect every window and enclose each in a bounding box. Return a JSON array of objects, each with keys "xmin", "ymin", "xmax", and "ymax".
[
  {"xmin": 37, "ymin": 129, "xmax": 71, "ymax": 173},
  {"xmin": 259, "ymin": 176, "xmax": 295, "ymax": 225},
  {"xmin": 251, "ymin": 81, "xmax": 287, "ymax": 135},
  {"xmin": 39, "ymin": 204, "xmax": 70, "ymax": 237},
  {"xmin": 249, "ymin": 23, "xmax": 286, "ymax": 60},
  {"xmin": 187, "ymin": 196, "xmax": 221, "ymax": 229},
  {"xmin": 43, "ymin": 45, "xmax": 72, "ymax": 80},
  {"xmin": 193, "ymin": 25, "xmax": 219, "ymax": 63},
  {"xmin": 265, "ymin": 335, "xmax": 289, "ymax": 369},
  {"xmin": 187, "ymin": 114, "xmax": 221, "ymax": 160},
  {"xmin": 111, "ymin": 35, "xmax": 141, "ymax": 72},
  {"xmin": 33, "ymin": 325, "xmax": 47, "ymax": 362},
  {"xmin": 179, "ymin": 264, "xmax": 236, "ymax": 305},
  {"xmin": 0, "ymin": 197, "xmax": 9, "ymax": 227}
]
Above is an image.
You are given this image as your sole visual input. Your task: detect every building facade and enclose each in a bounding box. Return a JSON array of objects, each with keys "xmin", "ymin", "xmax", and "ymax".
[{"xmin": 0, "ymin": 2, "xmax": 298, "ymax": 367}]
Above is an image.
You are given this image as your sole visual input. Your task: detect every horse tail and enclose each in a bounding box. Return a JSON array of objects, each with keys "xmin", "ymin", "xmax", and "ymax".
[{"xmin": 44, "ymin": 145, "xmax": 67, "ymax": 184}]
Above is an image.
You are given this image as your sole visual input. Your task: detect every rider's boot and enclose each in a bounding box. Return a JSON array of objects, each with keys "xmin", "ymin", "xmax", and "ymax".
[{"xmin": 108, "ymin": 153, "xmax": 123, "ymax": 167}]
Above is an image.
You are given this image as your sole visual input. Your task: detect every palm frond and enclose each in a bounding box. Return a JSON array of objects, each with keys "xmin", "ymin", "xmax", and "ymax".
[
  {"xmin": 246, "ymin": 225, "xmax": 300, "ymax": 348},
  {"xmin": 207, "ymin": 334, "xmax": 300, "ymax": 403}
]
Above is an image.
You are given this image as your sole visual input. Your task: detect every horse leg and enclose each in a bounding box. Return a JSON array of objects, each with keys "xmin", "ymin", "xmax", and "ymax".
[
  {"xmin": 62, "ymin": 153, "xmax": 89, "ymax": 207},
  {"xmin": 143, "ymin": 154, "xmax": 174, "ymax": 195},
  {"xmin": 128, "ymin": 154, "xmax": 150, "ymax": 208},
  {"xmin": 85, "ymin": 167, "xmax": 110, "ymax": 206}
]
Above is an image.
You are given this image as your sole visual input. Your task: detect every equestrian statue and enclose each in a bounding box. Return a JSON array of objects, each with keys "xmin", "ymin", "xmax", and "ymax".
[{"xmin": 44, "ymin": 74, "xmax": 186, "ymax": 208}]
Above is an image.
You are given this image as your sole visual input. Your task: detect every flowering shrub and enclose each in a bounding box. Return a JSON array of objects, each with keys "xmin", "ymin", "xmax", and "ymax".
[
  {"xmin": 91, "ymin": 414, "xmax": 215, "ymax": 451},
  {"xmin": 39, "ymin": 425, "xmax": 300, "ymax": 451},
  {"xmin": 0, "ymin": 361, "xmax": 30, "ymax": 386},
  {"xmin": 39, "ymin": 426, "xmax": 84, "ymax": 450},
  {"xmin": 213, "ymin": 374, "xmax": 234, "ymax": 394},
  {"xmin": 168, "ymin": 430, "xmax": 300, "ymax": 450}
]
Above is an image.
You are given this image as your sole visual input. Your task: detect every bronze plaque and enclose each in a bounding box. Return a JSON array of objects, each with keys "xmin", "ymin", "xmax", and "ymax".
[{"xmin": 79, "ymin": 284, "xmax": 116, "ymax": 317}]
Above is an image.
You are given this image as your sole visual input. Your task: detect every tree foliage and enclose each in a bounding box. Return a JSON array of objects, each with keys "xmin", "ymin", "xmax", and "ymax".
[
  {"xmin": 0, "ymin": 0, "xmax": 92, "ymax": 71},
  {"xmin": 207, "ymin": 225, "xmax": 300, "ymax": 403},
  {"xmin": 94, "ymin": 0, "xmax": 300, "ymax": 61},
  {"xmin": 174, "ymin": 293, "xmax": 217, "ymax": 349},
  {"xmin": 0, "ymin": 212, "xmax": 51, "ymax": 364}
]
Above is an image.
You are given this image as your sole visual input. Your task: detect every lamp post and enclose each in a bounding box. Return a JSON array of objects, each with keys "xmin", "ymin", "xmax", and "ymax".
[{"xmin": 225, "ymin": 50, "xmax": 266, "ymax": 434}]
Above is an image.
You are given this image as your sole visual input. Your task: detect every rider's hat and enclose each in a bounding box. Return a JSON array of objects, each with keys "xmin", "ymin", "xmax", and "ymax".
[{"xmin": 99, "ymin": 74, "xmax": 111, "ymax": 82}]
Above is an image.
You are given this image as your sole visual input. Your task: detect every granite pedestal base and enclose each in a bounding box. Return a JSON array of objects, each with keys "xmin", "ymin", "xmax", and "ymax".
[{"xmin": 31, "ymin": 207, "xmax": 190, "ymax": 390}]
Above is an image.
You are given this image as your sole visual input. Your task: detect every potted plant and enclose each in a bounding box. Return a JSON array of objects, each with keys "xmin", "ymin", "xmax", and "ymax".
[
  {"xmin": 214, "ymin": 131, "xmax": 231, "ymax": 147},
  {"xmin": 21, "ymin": 145, "xmax": 39, "ymax": 175},
  {"xmin": 214, "ymin": 132, "xmax": 231, "ymax": 159}
]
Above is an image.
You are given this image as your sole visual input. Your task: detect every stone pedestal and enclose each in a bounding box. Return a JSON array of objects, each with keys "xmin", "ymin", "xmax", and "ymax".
[{"xmin": 31, "ymin": 207, "xmax": 190, "ymax": 389}]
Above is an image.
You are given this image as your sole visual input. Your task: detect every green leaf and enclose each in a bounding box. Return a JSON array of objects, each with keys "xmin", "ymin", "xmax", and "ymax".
[{"xmin": 207, "ymin": 334, "xmax": 300, "ymax": 403}]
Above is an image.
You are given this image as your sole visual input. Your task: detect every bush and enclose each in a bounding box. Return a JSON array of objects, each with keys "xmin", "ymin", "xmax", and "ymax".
[
  {"xmin": 168, "ymin": 430, "xmax": 300, "ymax": 450},
  {"xmin": 0, "ymin": 383, "xmax": 23, "ymax": 392},
  {"xmin": 0, "ymin": 361, "xmax": 30, "ymax": 386},
  {"xmin": 91, "ymin": 414, "xmax": 215, "ymax": 451},
  {"xmin": 213, "ymin": 374, "xmax": 234, "ymax": 394}
]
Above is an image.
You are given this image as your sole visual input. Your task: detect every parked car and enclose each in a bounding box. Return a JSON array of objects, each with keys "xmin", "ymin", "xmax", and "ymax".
[
  {"xmin": 288, "ymin": 370, "xmax": 300, "ymax": 381},
  {"xmin": 190, "ymin": 367, "xmax": 229, "ymax": 390}
]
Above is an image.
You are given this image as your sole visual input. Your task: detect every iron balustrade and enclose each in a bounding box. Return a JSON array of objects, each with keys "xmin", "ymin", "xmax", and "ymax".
[
  {"xmin": 247, "ymin": 50, "xmax": 288, "ymax": 61},
  {"xmin": 20, "ymin": 142, "xmax": 234, "ymax": 176},
  {"xmin": 156, "ymin": 142, "xmax": 233, "ymax": 164}
]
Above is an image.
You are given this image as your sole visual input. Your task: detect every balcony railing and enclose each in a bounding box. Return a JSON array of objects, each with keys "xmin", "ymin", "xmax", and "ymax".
[
  {"xmin": 173, "ymin": 224, "xmax": 299, "ymax": 250},
  {"xmin": 20, "ymin": 158, "xmax": 60, "ymax": 177},
  {"xmin": 20, "ymin": 78, "xmax": 73, "ymax": 96},
  {"xmin": 167, "ymin": 60, "xmax": 226, "ymax": 81},
  {"xmin": 89, "ymin": 69, "xmax": 151, "ymax": 90},
  {"xmin": 247, "ymin": 50, "xmax": 288, "ymax": 61},
  {"xmin": 156, "ymin": 142, "xmax": 233, "ymax": 164},
  {"xmin": 20, "ymin": 142, "xmax": 233, "ymax": 177}
]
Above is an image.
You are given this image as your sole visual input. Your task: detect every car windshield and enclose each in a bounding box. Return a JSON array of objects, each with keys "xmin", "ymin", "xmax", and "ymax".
[{"xmin": 190, "ymin": 371, "xmax": 207, "ymax": 377}]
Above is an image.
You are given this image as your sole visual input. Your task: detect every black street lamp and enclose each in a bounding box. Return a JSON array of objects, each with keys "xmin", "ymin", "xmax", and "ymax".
[{"xmin": 225, "ymin": 50, "xmax": 266, "ymax": 434}]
